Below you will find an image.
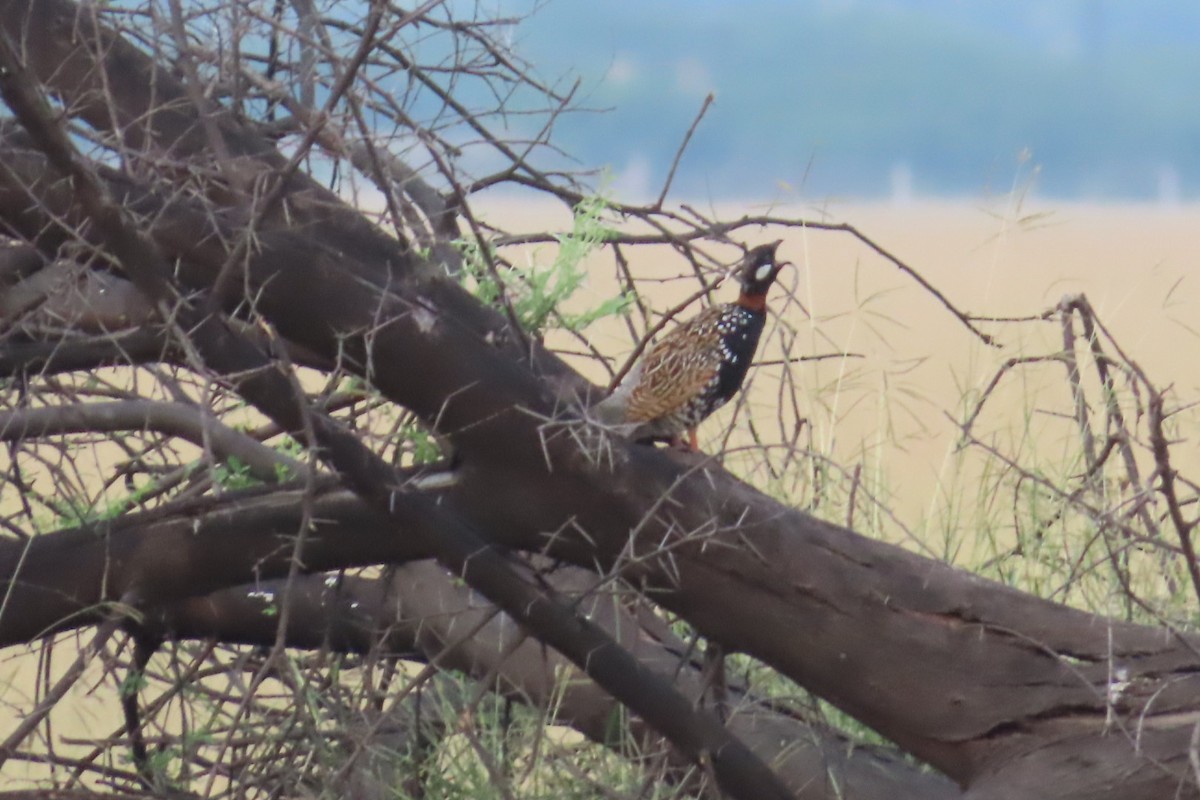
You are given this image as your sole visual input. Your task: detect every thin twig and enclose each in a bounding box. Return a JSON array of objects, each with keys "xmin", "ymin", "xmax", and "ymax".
[{"xmin": 656, "ymin": 92, "xmax": 713, "ymax": 210}]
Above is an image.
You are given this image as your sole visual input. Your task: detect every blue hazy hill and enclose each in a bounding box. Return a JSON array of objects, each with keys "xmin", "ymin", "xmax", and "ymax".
[{"xmin": 508, "ymin": 0, "xmax": 1200, "ymax": 200}]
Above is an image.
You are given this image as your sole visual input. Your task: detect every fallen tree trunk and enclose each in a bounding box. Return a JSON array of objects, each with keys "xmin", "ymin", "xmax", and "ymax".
[{"xmin": 148, "ymin": 563, "xmax": 961, "ymax": 800}]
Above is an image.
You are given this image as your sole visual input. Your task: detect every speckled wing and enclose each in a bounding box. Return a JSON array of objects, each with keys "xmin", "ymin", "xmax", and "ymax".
[{"xmin": 623, "ymin": 305, "xmax": 724, "ymax": 424}]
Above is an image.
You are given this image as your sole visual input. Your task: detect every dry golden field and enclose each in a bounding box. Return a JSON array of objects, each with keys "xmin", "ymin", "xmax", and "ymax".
[
  {"xmin": 487, "ymin": 198, "xmax": 1200, "ymax": 533},
  {"xmin": 4, "ymin": 199, "xmax": 1200, "ymax": 786}
]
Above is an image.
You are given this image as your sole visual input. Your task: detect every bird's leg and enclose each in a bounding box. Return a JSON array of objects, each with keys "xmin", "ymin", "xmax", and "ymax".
[{"xmin": 666, "ymin": 429, "xmax": 698, "ymax": 451}]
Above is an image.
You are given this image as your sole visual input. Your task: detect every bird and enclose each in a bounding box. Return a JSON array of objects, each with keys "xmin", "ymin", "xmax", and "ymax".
[{"xmin": 594, "ymin": 241, "xmax": 787, "ymax": 450}]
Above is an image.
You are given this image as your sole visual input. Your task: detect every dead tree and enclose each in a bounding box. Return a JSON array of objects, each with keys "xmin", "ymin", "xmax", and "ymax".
[{"xmin": 0, "ymin": 3, "xmax": 1198, "ymax": 799}]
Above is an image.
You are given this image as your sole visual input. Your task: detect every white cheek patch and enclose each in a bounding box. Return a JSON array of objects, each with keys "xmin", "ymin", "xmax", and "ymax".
[{"xmin": 754, "ymin": 263, "xmax": 773, "ymax": 282}]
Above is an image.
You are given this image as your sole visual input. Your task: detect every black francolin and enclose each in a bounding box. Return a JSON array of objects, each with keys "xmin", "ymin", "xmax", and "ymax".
[{"xmin": 594, "ymin": 241, "xmax": 787, "ymax": 450}]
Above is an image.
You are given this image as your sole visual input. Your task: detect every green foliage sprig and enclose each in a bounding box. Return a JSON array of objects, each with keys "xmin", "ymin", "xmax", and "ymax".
[{"xmin": 458, "ymin": 193, "xmax": 630, "ymax": 336}]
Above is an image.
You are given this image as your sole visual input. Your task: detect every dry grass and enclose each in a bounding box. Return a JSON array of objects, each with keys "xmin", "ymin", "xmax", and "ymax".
[{"xmin": 496, "ymin": 198, "xmax": 1200, "ymax": 533}]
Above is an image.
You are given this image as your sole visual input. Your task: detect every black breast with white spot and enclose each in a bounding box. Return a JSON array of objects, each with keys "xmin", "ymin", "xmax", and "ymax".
[{"xmin": 695, "ymin": 305, "xmax": 766, "ymax": 421}]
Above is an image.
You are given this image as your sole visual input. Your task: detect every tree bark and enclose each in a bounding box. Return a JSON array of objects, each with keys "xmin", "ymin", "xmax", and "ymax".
[{"xmin": 149, "ymin": 563, "xmax": 960, "ymax": 800}]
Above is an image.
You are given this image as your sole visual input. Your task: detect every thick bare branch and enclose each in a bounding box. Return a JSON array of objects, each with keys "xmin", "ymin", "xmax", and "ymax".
[
  {"xmin": 149, "ymin": 564, "xmax": 960, "ymax": 800},
  {"xmin": 0, "ymin": 400, "xmax": 304, "ymax": 482}
]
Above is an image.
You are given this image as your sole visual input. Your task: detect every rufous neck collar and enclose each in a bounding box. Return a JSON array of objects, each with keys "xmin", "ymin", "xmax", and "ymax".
[{"xmin": 736, "ymin": 292, "xmax": 767, "ymax": 312}]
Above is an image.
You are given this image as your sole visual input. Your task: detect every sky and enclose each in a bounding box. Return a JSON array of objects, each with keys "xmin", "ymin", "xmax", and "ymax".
[{"xmin": 497, "ymin": 0, "xmax": 1200, "ymax": 201}]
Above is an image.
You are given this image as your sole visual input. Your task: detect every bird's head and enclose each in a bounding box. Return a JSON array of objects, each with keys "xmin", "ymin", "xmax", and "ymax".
[{"xmin": 737, "ymin": 240, "xmax": 787, "ymax": 297}]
